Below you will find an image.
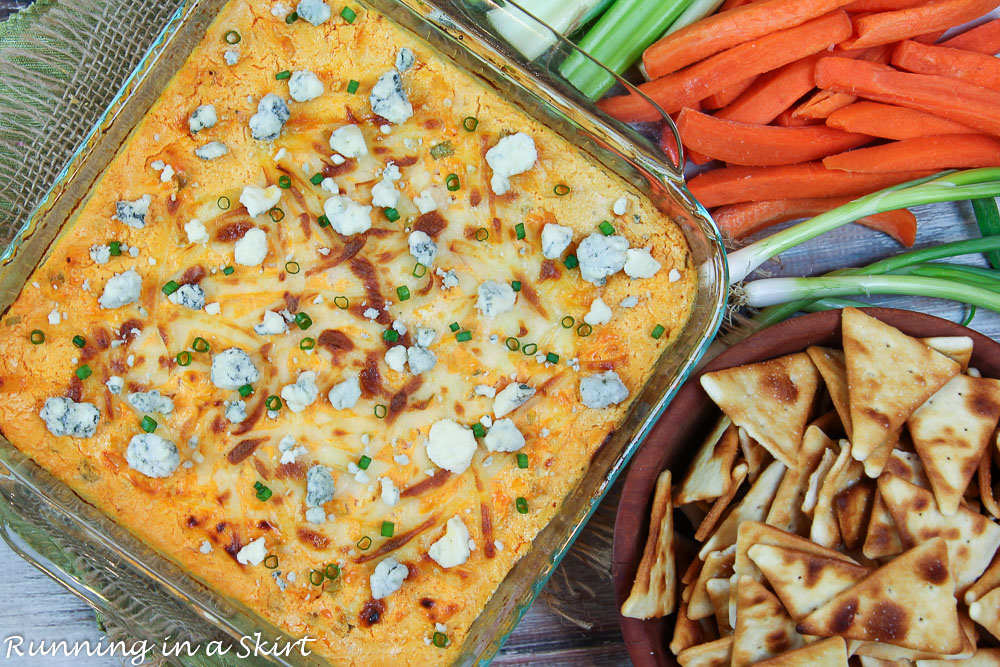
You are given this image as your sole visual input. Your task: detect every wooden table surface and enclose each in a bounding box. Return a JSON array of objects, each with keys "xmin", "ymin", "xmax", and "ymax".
[{"xmin": 1, "ymin": 2, "xmax": 999, "ymax": 665}]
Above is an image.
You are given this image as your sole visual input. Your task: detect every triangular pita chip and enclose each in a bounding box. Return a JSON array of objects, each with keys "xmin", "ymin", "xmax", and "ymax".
[
  {"xmin": 862, "ymin": 491, "xmax": 903, "ymax": 560},
  {"xmin": 621, "ymin": 470, "xmax": 675, "ymax": 619},
  {"xmin": 698, "ymin": 460, "xmax": 785, "ymax": 559},
  {"xmin": 908, "ymin": 374, "xmax": 1000, "ymax": 516},
  {"xmin": 695, "ymin": 462, "xmax": 748, "ymax": 542},
  {"xmin": 921, "ymin": 336, "xmax": 974, "ymax": 370},
  {"xmin": 737, "ymin": 426, "xmax": 770, "ymax": 482},
  {"xmin": 834, "ymin": 479, "xmax": 874, "ymax": 552},
  {"xmin": 700, "ymin": 353, "xmax": 820, "ymax": 468},
  {"xmin": 879, "ymin": 473, "xmax": 1000, "ymax": 593},
  {"xmin": 731, "ymin": 577, "xmax": 805, "ymax": 667},
  {"xmin": 753, "ymin": 637, "xmax": 848, "ymax": 667},
  {"xmin": 979, "ymin": 450, "xmax": 1000, "ymax": 519},
  {"xmin": 809, "ymin": 409, "xmax": 846, "ymax": 440},
  {"xmin": 767, "ymin": 425, "xmax": 834, "ymax": 536},
  {"xmin": 862, "ymin": 434, "xmax": 899, "ymax": 479},
  {"xmin": 749, "ymin": 544, "xmax": 870, "ymax": 619},
  {"xmin": 812, "ymin": 440, "xmax": 865, "ymax": 548},
  {"xmin": 796, "ymin": 538, "xmax": 964, "ymax": 654},
  {"xmin": 842, "ymin": 307, "xmax": 960, "ymax": 465},
  {"xmin": 677, "ymin": 636, "xmax": 732, "ymax": 667},
  {"xmin": 917, "ymin": 648, "xmax": 1000, "ymax": 666},
  {"xmin": 883, "ymin": 449, "xmax": 926, "ymax": 485},
  {"xmin": 803, "ymin": 448, "xmax": 838, "ymax": 518},
  {"xmin": 671, "ymin": 601, "xmax": 718, "ymax": 656},
  {"xmin": 688, "ymin": 546, "xmax": 736, "ymax": 621},
  {"xmin": 854, "ymin": 613, "xmax": 977, "ymax": 661},
  {"xmin": 808, "ymin": 346, "xmax": 853, "ymax": 438},
  {"xmin": 705, "ymin": 577, "xmax": 733, "ymax": 635},
  {"xmin": 970, "ymin": 587, "xmax": 1000, "ymax": 642},
  {"xmin": 966, "ymin": 549, "xmax": 1000, "ymax": 605},
  {"xmin": 675, "ymin": 417, "xmax": 739, "ymax": 505}
]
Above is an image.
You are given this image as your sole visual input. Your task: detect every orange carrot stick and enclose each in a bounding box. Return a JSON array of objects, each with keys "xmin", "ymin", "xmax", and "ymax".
[
  {"xmin": 844, "ymin": 0, "xmax": 999, "ymax": 49},
  {"xmin": 712, "ymin": 197, "xmax": 917, "ymax": 245},
  {"xmin": 774, "ymin": 109, "xmax": 822, "ymax": 127},
  {"xmin": 823, "ymin": 134, "xmax": 1000, "ymax": 172},
  {"xmin": 826, "ymin": 101, "xmax": 980, "ymax": 138},
  {"xmin": 942, "ymin": 18, "xmax": 1000, "ymax": 53},
  {"xmin": 715, "ymin": 55, "xmax": 822, "ymax": 125},
  {"xmin": 892, "ymin": 39, "xmax": 1000, "ymax": 91},
  {"xmin": 676, "ymin": 108, "xmax": 871, "ymax": 166},
  {"xmin": 719, "ymin": 0, "xmax": 757, "ymax": 11},
  {"xmin": 702, "ymin": 76, "xmax": 758, "ymax": 109},
  {"xmin": 792, "ymin": 45, "xmax": 893, "ymax": 119},
  {"xmin": 814, "ymin": 56, "xmax": 1000, "ymax": 136},
  {"xmin": 844, "ymin": 0, "xmax": 923, "ymax": 12},
  {"xmin": 688, "ymin": 161, "xmax": 936, "ymax": 207},
  {"xmin": 642, "ymin": 0, "xmax": 856, "ymax": 78},
  {"xmin": 602, "ymin": 12, "xmax": 853, "ymax": 121}
]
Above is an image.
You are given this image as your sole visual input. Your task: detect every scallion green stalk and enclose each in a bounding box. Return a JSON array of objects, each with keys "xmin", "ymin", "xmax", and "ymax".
[
  {"xmin": 800, "ymin": 297, "xmax": 871, "ymax": 313},
  {"xmin": 972, "ymin": 197, "xmax": 1000, "ymax": 270}
]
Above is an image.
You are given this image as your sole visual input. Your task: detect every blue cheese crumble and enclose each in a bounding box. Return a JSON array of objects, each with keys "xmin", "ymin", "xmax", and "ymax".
[
  {"xmin": 168, "ymin": 283, "xmax": 205, "ymax": 310},
  {"xmin": 90, "ymin": 244, "xmax": 111, "ymax": 265},
  {"xmin": 126, "ymin": 433, "xmax": 180, "ymax": 478},
  {"xmin": 249, "ymin": 94, "xmax": 290, "ymax": 141},
  {"xmin": 234, "ymin": 228, "xmax": 269, "ymax": 266},
  {"xmin": 127, "ymin": 390, "xmax": 174, "ymax": 415},
  {"xmin": 483, "ymin": 418, "xmax": 525, "ymax": 453},
  {"xmin": 296, "ymin": 0, "xmax": 331, "ymax": 25},
  {"xmin": 210, "ymin": 348, "xmax": 260, "ymax": 390},
  {"xmin": 113, "ymin": 195, "xmax": 151, "ymax": 229},
  {"xmin": 370, "ymin": 557, "xmax": 408, "ymax": 599},
  {"xmin": 428, "ymin": 516, "xmax": 472, "ymax": 568},
  {"xmin": 493, "ymin": 383, "xmax": 535, "ymax": 418},
  {"xmin": 580, "ymin": 371, "xmax": 629, "ymax": 409},
  {"xmin": 254, "ymin": 310, "xmax": 289, "ymax": 335},
  {"xmin": 39, "ymin": 397, "xmax": 100, "ymax": 438},
  {"xmin": 329, "ymin": 125, "xmax": 368, "ymax": 158},
  {"xmin": 306, "ymin": 464, "xmax": 335, "ymax": 507},
  {"xmin": 323, "ymin": 195, "xmax": 372, "ymax": 235},
  {"xmin": 395, "ymin": 48, "xmax": 415, "ymax": 72},
  {"xmin": 281, "ymin": 371, "xmax": 319, "ymax": 412},
  {"xmin": 329, "ymin": 375, "xmax": 362, "ymax": 410},
  {"xmin": 288, "ymin": 70, "xmax": 324, "ymax": 102},
  {"xmin": 577, "ymin": 233, "xmax": 628, "ymax": 286},
  {"xmin": 225, "ymin": 400, "xmax": 247, "ymax": 424},
  {"xmin": 99, "ymin": 269, "xmax": 142, "ymax": 309},
  {"xmin": 475, "ymin": 280, "xmax": 517, "ymax": 317},
  {"xmin": 408, "ymin": 230, "xmax": 437, "ymax": 266},
  {"xmin": 485, "ymin": 132, "xmax": 537, "ymax": 195},
  {"xmin": 240, "ymin": 184, "xmax": 282, "ymax": 218},
  {"xmin": 195, "ymin": 141, "xmax": 228, "ymax": 160},
  {"xmin": 624, "ymin": 248, "xmax": 662, "ymax": 279},
  {"xmin": 426, "ymin": 419, "xmax": 477, "ymax": 474},
  {"xmin": 369, "ymin": 70, "xmax": 413, "ymax": 125},
  {"xmin": 188, "ymin": 104, "xmax": 217, "ymax": 133},
  {"xmin": 541, "ymin": 223, "xmax": 573, "ymax": 260}
]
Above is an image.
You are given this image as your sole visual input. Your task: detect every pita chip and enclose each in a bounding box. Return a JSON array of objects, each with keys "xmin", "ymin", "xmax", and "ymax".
[
  {"xmin": 749, "ymin": 544, "xmax": 869, "ymax": 619},
  {"xmin": 731, "ymin": 577, "xmax": 806, "ymax": 667},
  {"xmin": 796, "ymin": 538, "xmax": 964, "ymax": 655},
  {"xmin": 737, "ymin": 427, "xmax": 770, "ymax": 482},
  {"xmin": 672, "ymin": 601, "xmax": 718, "ymax": 656},
  {"xmin": 803, "ymin": 448, "xmax": 838, "ymax": 518},
  {"xmin": 862, "ymin": 435, "xmax": 899, "ymax": 479},
  {"xmin": 677, "ymin": 636, "xmax": 733, "ymax": 667},
  {"xmin": 966, "ymin": 549, "xmax": 1000, "ymax": 605},
  {"xmin": 921, "ymin": 335, "xmax": 974, "ymax": 370},
  {"xmin": 688, "ymin": 546, "xmax": 736, "ymax": 620},
  {"xmin": 695, "ymin": 462, "xmax": 748, "ymax": 542},
  {"xmin": 842, "ymin": 307, "xmax": 960, "ymax": 465},
  {"xmin": 767, "ymin": 425, "xmax": 834, "ymax": 535},
  {"xmin": 810, "ymin": 410, "xmax": 847, "ymax": 441},
  {"xmin": 834, "ymin": 479, "xmax": 875, "ymax": 551},
  {"xmin": 970, "ymin": 587, "xmax": 1000, "ymax": 642},
  {"xmin": 883, "ymin": 449, "xmax": 927, "ymax": 486},
  {"xmin": 908, "ymin": 374, "xmax": 1000, "ymax": 516},
  {"xmin": 812, "ymin": 440, "xmax": 865, "ymax": 549},
  {"xmin": 704, "ymin": 577, "xmax": 733, "ymax": 635},
  {"xmin": 754, "ymin": 637, "xmax": 848, "ymax": 667},
  {"xmin": 854, "ymin": 613, "xmax": 977, "ymax": 661},
  {"xmin": 979, "ymin": 451, "xmax": 1000, "ymax": 519},
  {"xmin": 808, "ymin": 346, "xmax": 853, "ymax": 437},
  {"xmin": 862, "ymin": 491, "xmax": 904, "ymax": 560},
  {"xmin": 879, "ymin": 473, "xmax": 1000, "ymax": 593},
  {"xmin": 675, "ymin": 417, "xmax": 739, "ymax": 505},
  {"xmin": 698, "ymin": 460, "xmax": 785, "ymax": 559},
  {"xmin": 700, "ymin": 353, "xmax": 820, "ymax": 468},
  {"xmin": 621, "ymin": 470, "xmax": 675, "ymax": 619},
  {"xmin": 917, "ymin": 648, "xmax": 1000, "ymax": 666}
]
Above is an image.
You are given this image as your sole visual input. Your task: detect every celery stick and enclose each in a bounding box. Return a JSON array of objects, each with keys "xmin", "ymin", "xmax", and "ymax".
[
  {"xmin": 487, "ymin": 0, "xmax": 611, "ymax": 62},
  {"xmin": 665, "ymin": 0, "xmax": 726, "ymax": 35},
  {"xmin": 560, "ymin": 0, "xmax": 695, "ymax": 100}
]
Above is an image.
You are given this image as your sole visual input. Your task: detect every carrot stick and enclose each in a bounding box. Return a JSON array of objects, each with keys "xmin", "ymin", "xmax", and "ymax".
[
  {"xmin": 702, "ymin": 76, "xmax": 758, "ymax": 109},
  {"xmin": 719, "ymin": 0, "xmax": 757, "ymax": 11},
  {"xmin": 774, "ymin": 109, "xmax": 822, "ymax": 127},
  {"xmin": 814, "ymin": 56, "xmax": 1000, "ymax": 136},
  {"xmin": 603, "ymin": 12, "xmax": 853, "ymax": 121},
  {"xmin": 792, "ymin": 45, "xmax": 893, "ymax": 119},
  {"xmin": 942, "ymin": 18, "xmax": 1000, "ymax": 53},
  {"xmin": 826, "ymin": 101, "xmax": 980, "ymax": 138},
  {"xmin": 642, "ymin": 0, "xmax": 856, "ymax": 78},
  {"xmin": 892, "ymin": 39, "xmax": 1000, "ymax": 91},
  {"xmin": 844, "ymin": 0, "xmax": 1000, "ymax": 49},
  {"xmin": 676, "ymin": 108, "xmax": 871, "ymax": 166},
  {"xmin": 715, "ymin": 55, "xmax": 822, "ymax": 125},
  {"xmin": 823, "ymin": 134, "xmax": 1000, "ymax": 172},
  {"xmin": 688, "ymin": 161, "xmax": 937, "ymax": 207},
  {"xmin": 844, "ymin": 0, "xmax": 923, "ymax": 12},
  {"xmin": 712, "ymin": 197, "xmax": 917, "ymax": 245}
]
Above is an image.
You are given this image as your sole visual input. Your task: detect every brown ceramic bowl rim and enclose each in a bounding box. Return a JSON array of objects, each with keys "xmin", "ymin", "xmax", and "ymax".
[{"xmin": 612, "ymin": 307, "xmax": 1000, "ymax": 667}]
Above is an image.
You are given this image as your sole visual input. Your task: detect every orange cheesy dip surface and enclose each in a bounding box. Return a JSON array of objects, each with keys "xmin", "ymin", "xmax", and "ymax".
[{"xmin": 0, "ymin": 0, "xmax": 695, "ymax": 663}]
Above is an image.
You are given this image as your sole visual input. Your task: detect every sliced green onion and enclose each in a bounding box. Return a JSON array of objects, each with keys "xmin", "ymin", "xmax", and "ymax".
[
  {"xmin": 446, "ymin": 174, "xmax": 461, "ymax": 192},
  {"xmin": 553, "ymin": 184, "xmax": 570, "ymax": 196},
  {"xmin": 176, "ymin": 351, "xmax": 193, "ymax": 366},
  {"xmin": 72, "ymin": 335, "xmax": 86, "ymax": 349},
  {"xmin": 456, "ymin": 330, "xmax": 472, "ymax": 342},
  {"xmin": 973, "ymin": 198, "xmax": 1000, "ymax": 270},
  {"xmin": 517, "ymin": 453, "xmax": 529, "ymax": 469},
  {"xmin": 295, "ymin": 312, "xmax": 313, "ymax": 330},
  {"xmin": 29, "ymin": 330, "xmax": 45, "ymax": 345},
  {"xmin": 325, "ymin": 563, "xmax": 340, "ymax": 580},
  {"xmin": 560, "ymin": 316, "xmax": 575, "ymax": 329},
  {"xmin": 238, "ymin": 384, "xmax": 254, "ymax": 398},
  {"xmin": 383, "ymin": 329, "xmax": 399, "ymax": 342},
  {"xmin": 300, "ymin": 337, "xmax": 316, "ymax": 351},
  {"xmin": 430, "ymin": 141, "xmax": 454, "ymax": 160},
  {"xmin": 515, "ymin": 223, "xmax": 526, "ymax": 240},
  {"xmin": 140, "ymin": 415, "xmax": 157, "ymax": 433},
  {"xmin": 598, "ymin": 220, "xmax": 615, "ymax": 236},
  {"xmin": 318, "ymin": 214, "xmax": 331, "ymax": 228},
  {"xmin": 545, "ymin": 352, "xmax": 559, "ymax": 364},
  {"xmin": 396, "ymin": 285, "xmax": 411, "ymax": 301},
  {"xmin": 309, "ymin": 570, "xmax": 325, "ymax": 586},
  {"xmin": 472, "ymin": 423, "xmax": 486, "ymax": 438},
  {"xmin": 275, "ymin": 70, "xmax": 292, "ymax": 80},
  {"xmin": 563, "ymin": 255, "xmax": 579, "ymax": 269},
  {"xmin": 475, "ymin": 228, "xmax": 489, "ymax": 242},
  {"xmin": 384, "ymin": 207, "xmax": 400, "ymax": 223},
  {"xmin": 962, "ymin": 305, "xmax": 978, "ymax": 327},
  {"xmin": 463, "ymin": 116, "xmax": 479, "ymax": 132},
  {"xmin": 223, "ymin": 266, "xmax": 235, "ymax": 275},
  {"xmin": 577, "ymin": 323, "xmax": 592, "ymax": 337},
  {"xmin": 522, "ymin": 342, "xmax": 538, "ymax": 355},
  {"xmin": 266, "ymin": 395, "xmax": 282, "ymax": 411},
  {"xmin": 256, "ymin": 486, "xmax": 272, "ymax": 502},
  {"xmin": 505, "ymin": 337, "xmax": 520, "ymax": 351},
  {"xmin": 264, "ymin": 554, "xmax": 279, "ymax": 569},
  {"xmin": 449, "ymin": 322, "xmax": 460, "ymax": 332},
  {"xmin": 310, "ymin": 173, "xmax": 324, "ymax": 185},
  {"xmin": 278, "ymin": 175, "xmax": 292, "ymax": 189},
  {"xmin": 334, "ymin": 295, "xmax": 349, "ymax": 309},
  {"xmin": 347, "ymin": 79, "xmax": 360, "ymax": 94},
  {"xmin": 162, "ymin": 280, "xmax": 180, "ymax": 296},
  {"xmin": 217, "ymin": 196, "xmax": 231, "ymax": 210},
  {"xmin": 651, "ymin": 324, "xmax": 666, "ymax": 339},
  {"xmin": 432, "ymin": 632, "xmax": 449, "ymax": 648},
  {"xmin": 413, "ymin": 263, "xmax": 427, "ymax": 278},
  {"xmin": 192, "ymin": 337, "xmax": 210, "ymax": 352},
  {"xmin": 511, "ymin": 280, "xmax": 522, "ymax": 292},
  {"xmin": 358, "ymin": 455, "xmax": 372, "ymax": 470},
  {"xmin": 374, "ymin": 404, "xmax": 387, "ymax": 419},
  {"xmin": 269, "ymin": 207, "xmax": 285, "ymax": 222},
  {"xmin": 357, "ymin": 535, "xmax": 372, "ymax": 550},
  {"xmin": 515, "ymin": 497, "xmax": 529, "ymax": 514},
  {"xmin": 340, "ymin": 6, "xmax": 357, "ymax": 22},
  {"xmin": 285, "ymin": 10, "xmax": 298, "ymax": 23},
  {"xmin": 285, "ymin": 261, "xmax": 300, "ymax": 274},
  {"xmin": 224, "ymin": 30, "xmax": 241, "ymax": 44},
  {"xmin": 380, "ymin": 521, "xmax": 394, "ymax": 537},
  {"xmin": 109, "ymin": 241, "xmax": 122, "ymax": 256},
  {"xmin": 75, "ymin": 365, "xmax": 92, "ymax": 380}
]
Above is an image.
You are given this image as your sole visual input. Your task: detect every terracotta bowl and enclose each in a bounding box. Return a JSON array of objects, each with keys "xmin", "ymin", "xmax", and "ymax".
[{"xmin": 612, "ymin": 307, "xmax": 1000, "ymax": 667}]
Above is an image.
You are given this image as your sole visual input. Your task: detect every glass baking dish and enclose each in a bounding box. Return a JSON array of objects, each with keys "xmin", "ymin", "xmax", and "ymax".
[{"xmin": 0, "ymin": 0, "xmax": 727, "ymax": 663}]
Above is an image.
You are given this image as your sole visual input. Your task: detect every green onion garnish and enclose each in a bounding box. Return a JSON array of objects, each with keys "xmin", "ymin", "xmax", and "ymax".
[
  {"xmin": 340, "ymin": 6, "xmax": 357, "ymax": 22},
  {"xmin": 278, "ymin": 175, "xmax": 292, "ymax": 189},
  {"xmin": 310, "ymin": 173, "xmax": 324, "ymax": 186},
  {"xmin": 384, "ymin": 207, "xmax": 400, "ymax": 223},
  {"xmin": 217, "ymin": 196, "xmax": 231, "ymax": 210},
  {"xmin": 515, "ymin": 497, "xmax": 529, "ymax": 514},
  {"xmin": 269, "ymin": 207, "xmax": 285, "ymax": 222},
  {"xmin": 511, "ymin": 280, "xmax": 521, "ymax": 292},
  {"xmin": 358, "ymin": 455, "xmax": 372, "ymax": 470},
  {"xmin": 396, "ymin": 285, "xmax": 410, "ymax": 301},
  {"xmin": 193, "ymin": 337, "xmax": 210, "ymax": 353},
  {"xmin": 651, "ymin": 324, "xmax": 666, "ymax": 339},
  {"xmin": 162, "ymin": 280, "xmax": 180, "ymax": 296},
  {"xmin": 515, "ymin": 223, "xmax": 525, "ymax": 240},
  {"xmin": 505, "ymin": 337, "xmax": 519, "ymax": 351},
  {"xmin": 238, "ymin": 384, "xmax": 254, "ymax": 398},
  {"xmin": 256, "ymin": 485, "xmax": 272, "ymax": 502},
  {"xmin": 577, "ymin": 323, "xmax": 592, "ymax": 337},
  {"xmin": 325, "ymin": 563, "xmax": 340, "ymax": 580},
  {"xmin": 29, "ymin": 330, "xmax": 44, "ymax": 345},
  {"xmin": 266, "ymin": 395, "xmax": 282, "ymax": 411},
  {"xmin": 471, "ymin": 423, "xmax": 486, "ymax": 438},
  {"xmin": 140, "ymin": 415, "xmax": 157, "ymax": 433},
  {"xmin": 962, "ymin": 305, "xmax": 977, "ymax": 327},
  {"xmin": 176, "ymin": 351, "xmax": 192, "ymax": 366},
  {"xmin": 318, "ymin": 214, "xmax": 331, "ymax": 228},
  {"xmin": 446, "ymin": 173, "xmax": 461, "ymax": 192},
  {"xmin": 223, "ymin": 30, "xmax": 241, "ymax": 44},
  {"xmin": 285, "ymin": 261, "xmax": 300, "ymax": 274},
  {"xmin": 284, "ymin": 10, "xmax": 298, "ymax": 23},
  {"xmin": 75, "ymin": 365, "xmax": 92, "ymax": 380},
  {"xmin": 517, "ymin": 453, "xmax": 529, "ymax": 469},
  {"xmin": 522, "ymin": 342, "xmax": 538, "ymax": 355},
  {"xmin": 456, "ymin": 330, "xmax": 472, "ymax": 342},
  {"xmin": 264, "ymin": 554, "xmax": 279, "ymax": 569},
  {"xmin": 413, "ymin": 263, "xmax": 427, "ymax": 278},
  {"xmin": 309, "ymin": 570, "xmax": 325, "ymax": 586},
  {"xmin": 109, "ymin": 241, "xmax": 122, "ymax": 256},
  {"xmin": 383, "ymin": 329, "xmax": 399, "ymax": 342},
  {"xmin": 223, "ymin": 266, "xmax": 235, "ymax": 275},
  {"xmin": 563, "ymin": 254, "xmax": 579, "ymax": 269},
  {"xmin": 545, "ymin": 352, "xmax": 559, "ymax": 364},
  {"xmin": 449, "ymin": 322, "xmax": 460, "ymax": 332},
  {"xmin": 380, "ymin": 521, "xmax": 394, "ymax": 537},
  {"xmin": 553, "ymin": 184, "xmax": 570, "ymax": 196},
  {"xmin": 430, "ymin": 141, "xmax": 454, "ymax": 160},
  {"xmin": 295, "ymin": 312, "xmax": 313, "ymax": 330},
  {"xmin": 347, "ymin": 79, "xmax": 360, "ymax": 94},
  {"xmin": 463, "ymin": 116, "xmax": 479, "ymax": 132},
  {"xmin": 475, "ymin": 228, "xmax": 489, "ymax": 242},
  {"xmin": 432, "ymin": 632, "xmax": 449, "ymax": 648},
  {"xmin": 560, "ymin": 316, "xmax": 575, "ymax": 329},
  {"xmin": 334, "ymin": 296, "xmax": 349, "ymax": 309},
  {"xmin": 72, "ymin": 335, "xmax": 86, "ymax": 349},
  {"xmin": 374, "ymin": 404, "xmax": 387, "ymax": 419},
  {"xmin": 598, "ymin": 220, "xmax": 615, "ymax": 236},
  {"xmin": 275, "ymin": 70, "xmax": 291, "ymax": 80},
  {"xmin": 357, "ymin": 535, "xmax": 372, "ymax": 550},
  {"xmin": 300, "ymin": 337, "xmax": 316, "ymax": 351}
]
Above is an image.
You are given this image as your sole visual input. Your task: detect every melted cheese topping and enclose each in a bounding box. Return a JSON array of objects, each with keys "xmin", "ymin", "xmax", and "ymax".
[{"xmin": 0, "ymin": 2, "xmax": 696, "ymax": 663}]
